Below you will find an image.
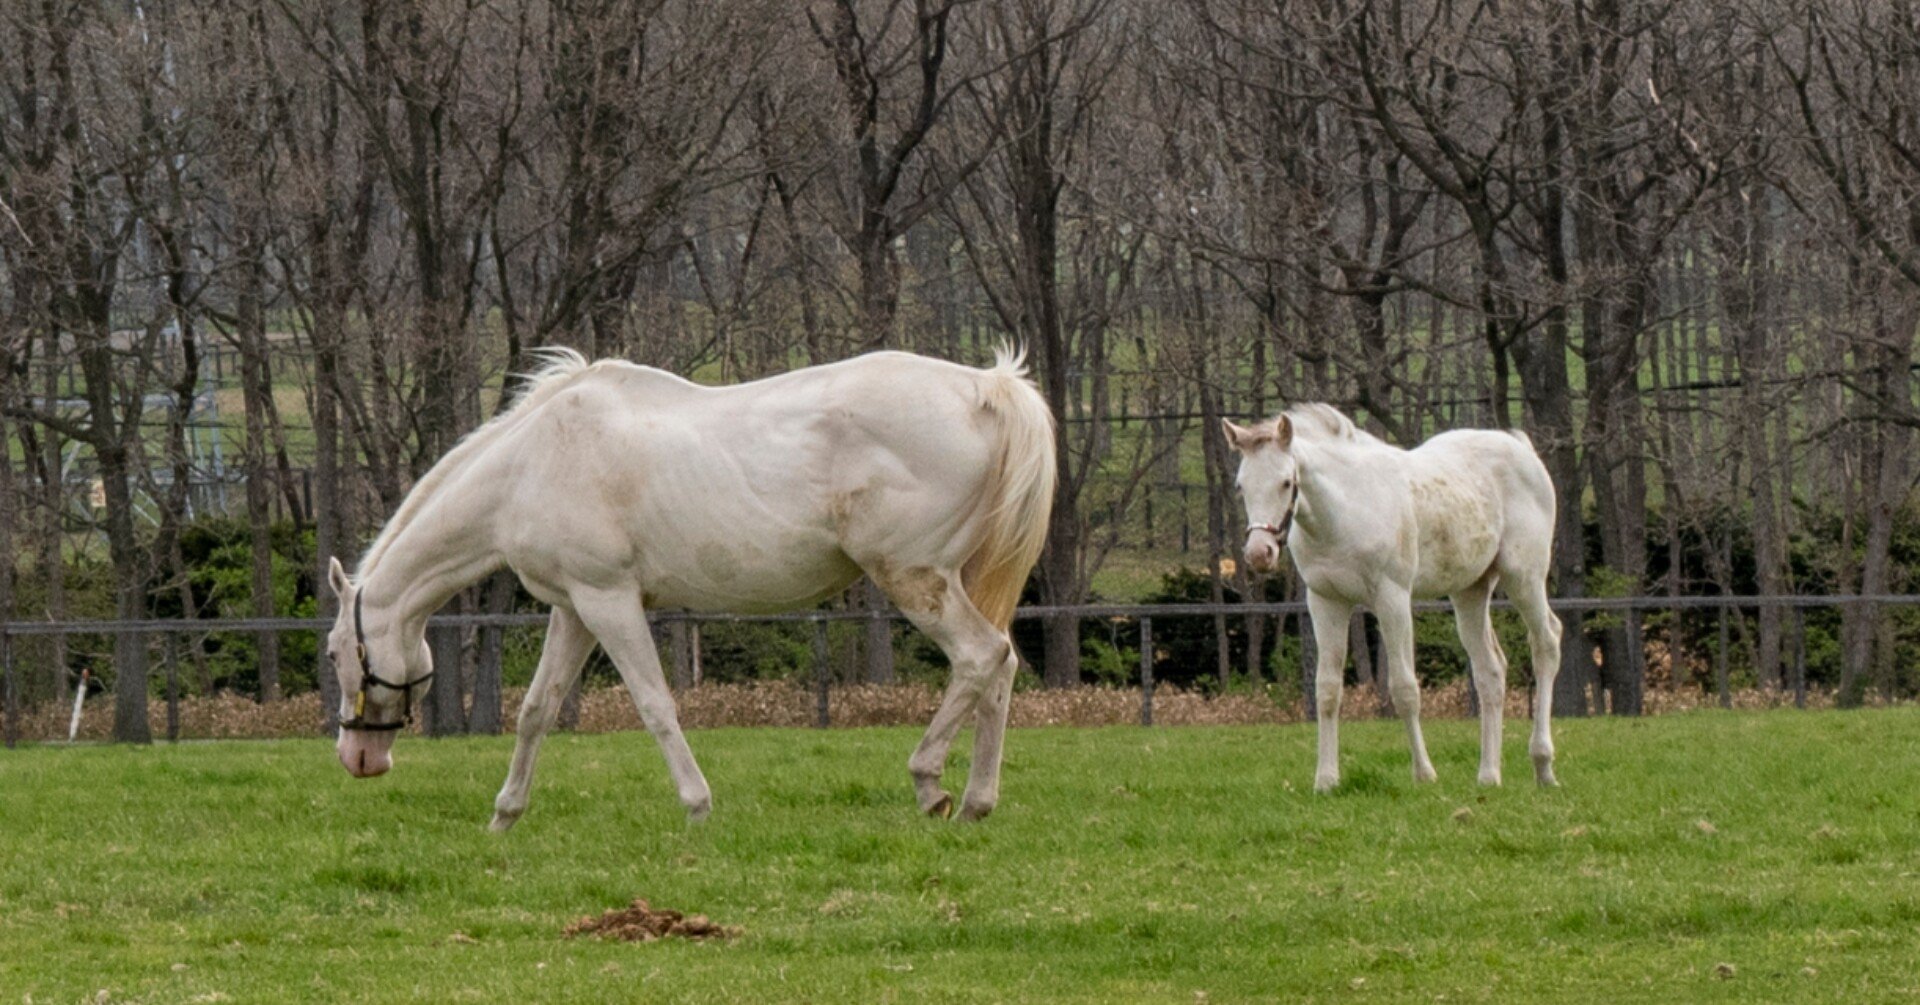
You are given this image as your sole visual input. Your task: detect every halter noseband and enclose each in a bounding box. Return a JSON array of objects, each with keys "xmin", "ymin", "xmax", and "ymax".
[
  {"xmin": 337, "ymin": 590, "xmax": 435, "ymax": 732},
  {"xmin": 1245, "ymin": 479, "xmax": 1301, "ymax": 545}
]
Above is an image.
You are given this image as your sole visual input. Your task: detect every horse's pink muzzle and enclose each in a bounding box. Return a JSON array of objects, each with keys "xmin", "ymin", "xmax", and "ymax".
[{"xmin": 337, "ymin": 728, "xmax": 396, "ymax": 778}]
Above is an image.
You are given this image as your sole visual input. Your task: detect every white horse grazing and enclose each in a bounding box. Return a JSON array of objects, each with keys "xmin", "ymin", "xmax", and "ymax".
[
  {"xmin": 325, "ymin": 347, "xmax": 1055, "ymax": 827},
  {"xmin": 1225, "ymin": 405, "xmax": 1562, "ymax": 791}
]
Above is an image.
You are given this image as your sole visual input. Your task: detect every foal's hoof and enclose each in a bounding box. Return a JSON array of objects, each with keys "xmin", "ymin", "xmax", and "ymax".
[
  {"xmin": 924, "ymin": 793, "xmax": 954, "ymax": 819},
  {"xmin": 1313, "ymin": 773, "xmax": 1339, "ymax": 794},
  {"xmin": 488, "ymin": 811, "xmax": 521, "ymax": 834},
  {"xmin": 685, "ymin": 797, "xmax": 713, "ymax": 824},
  {"xmin": 1413, "ymin": 765, "xmax": 1439, "ymax": 784},
  {"xmin": 957, "ymin": 798, "xmax": 994, "ymax": 823},
  {"xmin": 1535, "ymin": 769, "xmax": 1559, "ymax": 788}
]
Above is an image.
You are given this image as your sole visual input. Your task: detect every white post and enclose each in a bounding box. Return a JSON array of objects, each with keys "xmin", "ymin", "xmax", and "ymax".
[{"xmin": 67, "ymin": 668, "xmax": 89, "ymax": 742}]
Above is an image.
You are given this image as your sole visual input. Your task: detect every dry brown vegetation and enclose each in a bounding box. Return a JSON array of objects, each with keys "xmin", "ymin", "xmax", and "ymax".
[{"xmin": 11, "ymin": 681, "xmax": 1894, "ymax": 744}]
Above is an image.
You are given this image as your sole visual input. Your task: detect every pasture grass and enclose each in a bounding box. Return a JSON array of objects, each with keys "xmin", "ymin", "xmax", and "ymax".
[{"xmin": 3, "ymin": 710, "xmax": 1919, "ymax": 1003}]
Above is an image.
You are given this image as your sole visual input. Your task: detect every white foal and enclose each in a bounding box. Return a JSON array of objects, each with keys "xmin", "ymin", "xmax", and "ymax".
[
  {"xmin": 324, "ymin": 347, "xmax": 1054, "ymax": 827},
  {"xmin": 1226, "ymin": 405, "xmax": 1562, "ymax": 791}
]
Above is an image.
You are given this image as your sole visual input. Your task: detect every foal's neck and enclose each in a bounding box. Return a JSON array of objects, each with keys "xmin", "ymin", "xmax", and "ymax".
[{"xmin": 1290, "ymin": 436, "xmax": 1374, "ymax": 538}]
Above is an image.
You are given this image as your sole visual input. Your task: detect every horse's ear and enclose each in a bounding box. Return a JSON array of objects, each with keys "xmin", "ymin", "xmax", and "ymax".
[
  {"xmin": 328, "ymin": 556, "xmax": 352, "ymax": 599},
  {"xmin": 1223, "ymin": 419, "xmax": 1254, "ymax": 452},
  {"xmin": 1275, "ymin": 414, "xmax": 1293, "ymax": 449}
]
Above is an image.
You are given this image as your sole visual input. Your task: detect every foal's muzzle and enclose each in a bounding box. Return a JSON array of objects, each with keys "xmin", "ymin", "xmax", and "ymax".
[{"xmin": 1244, "ymin": 526, "xmax": 1286, "ymax": 573}]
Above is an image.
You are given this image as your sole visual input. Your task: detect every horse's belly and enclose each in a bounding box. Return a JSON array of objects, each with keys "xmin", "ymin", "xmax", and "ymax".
[
  {"xmin": 637, "ymin": 538, "xmax": 862, "ymax": 614},
  {"xmin": 1409, "ymin": 476, "xmax": 1500, "ymax": 598}
]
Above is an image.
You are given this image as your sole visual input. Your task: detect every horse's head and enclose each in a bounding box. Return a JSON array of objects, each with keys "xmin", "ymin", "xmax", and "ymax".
[
  {"xmin": 326, "ymin": 556, "xmax": 435, "ymax": 778},
  {"xmin": 1223, "ymin": 415, "xmax": 1298, "ymax": 574}
]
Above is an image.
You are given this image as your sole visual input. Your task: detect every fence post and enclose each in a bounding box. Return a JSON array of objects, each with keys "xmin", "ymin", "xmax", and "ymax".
[
  {"xmin": 1792, "ymin": 606, "xmax": 1807, "ymax": 710},
  {"xmin": 1139, "ymin": 616, "xmax": 1154, "ymax": 726},
  {"xmin": 1715, "ymin": 605, "xmax": 1731, "ymax": 709},
  {"xmin": 812, "ymin": 618, "xmax": 830, "ymax": 729},
  {"xmin": 165, "ymin": 632, "xmax": 180, "ymax": 743},
  {"xmin": 2, "ymin": 628, "xmax": 15, "ymax": 749},
  {"xmin": 670, "ymin": 620, "xmax": 694, "ymax": 690},
  {"xmin": 1626, "ymin": 602, "xmax": 1644, "ymax": 716}
]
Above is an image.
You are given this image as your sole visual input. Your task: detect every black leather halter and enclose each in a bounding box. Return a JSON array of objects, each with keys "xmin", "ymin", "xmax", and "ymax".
[
  {"xmin": 1245, "ymin": 480, "xmax": 1301, "ymax": 545},
  {"xmin": 337, "ymin": 591, "xmax": 434, "ymax": 732}
]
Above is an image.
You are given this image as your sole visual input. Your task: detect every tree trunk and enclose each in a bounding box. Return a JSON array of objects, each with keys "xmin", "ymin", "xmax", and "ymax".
[
  {"xmin": 863, "ymin": 578, "xmax": 894, "ymax": 684},
  {"xmin": 469, "ymin": 571, "xmax": 513, "ymax": 734},
  {"xmin": 237, "ymin": 246, "xmax": 281, "ymax": 702}
]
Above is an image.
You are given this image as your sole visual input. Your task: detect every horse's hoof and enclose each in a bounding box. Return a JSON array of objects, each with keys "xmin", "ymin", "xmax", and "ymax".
[
  {"xmin": 686, "ymin": 798, "xmax": 712, "ymax": 824},
  {"xmin": 925, "ymin": 793, "xmax": 954, "ymax": 819},
  {"xmin": 1313, "ymin": 774, "xmax": 1339, "ymax": 793},
  {"xmin": 488, "ymin": 812, "xmax": 520, "ymax": 834},
  {"xmin": 957, "ymin": 799, "xmax": 994, "ymax": 822},
  {"xmin": 1413, "ymin": 766, "xmax": 1439, "ymax": 784},
  {"xmin": 1478, "ymin": 771, "xmax": 1503, "ymax": 787},
  {"xmin": 1535, "ymin": 771, "xmax": 1559, "ymax": 788}
]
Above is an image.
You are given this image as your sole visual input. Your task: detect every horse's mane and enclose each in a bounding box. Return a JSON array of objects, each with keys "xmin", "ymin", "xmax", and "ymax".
[
  {"xmin": 1283, "ymin": 402, "xmax": 1386, "ymax": 447},
  {"xmin": 356, "ymin": 347, "xmax": 593, "ymax": 578}
]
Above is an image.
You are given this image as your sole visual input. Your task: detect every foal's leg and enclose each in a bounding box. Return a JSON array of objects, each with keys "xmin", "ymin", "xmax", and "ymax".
[
  {"xmin": 1375, "ymin": 584, "xmax": 1438, "ymax": 784},
  {"xmin": 1306, "ymin": 591, "xmax": 1354, "ymax": 792},
  {"xmin": 492, "ymin": 607, "xmax": 597, "ymax": 832},
  {"xmin": 878, "ymin": 569, "xmax": 1012, "ymax": 819},
  {"xmin": 1452, "ymin": 577, "xmax": 1509, "ymax": 786},
  {"xmin": 1508, "ymin": 572, "xmax": 1563, "ymax": 786},
  {"xmin": 572, "ymin": 588, "xmax": 713, "ymax": 821}
]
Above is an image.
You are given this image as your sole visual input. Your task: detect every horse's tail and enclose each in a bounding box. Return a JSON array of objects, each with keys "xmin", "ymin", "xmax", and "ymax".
[{"xmin": 962, "ymin": 345, "xmax": 1058, "ymax": 633}]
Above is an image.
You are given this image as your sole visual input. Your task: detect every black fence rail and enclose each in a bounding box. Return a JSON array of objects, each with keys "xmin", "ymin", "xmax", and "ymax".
[{"xmin": 5, "ymin": 594, "xmax": 1920, "ymax": 746}]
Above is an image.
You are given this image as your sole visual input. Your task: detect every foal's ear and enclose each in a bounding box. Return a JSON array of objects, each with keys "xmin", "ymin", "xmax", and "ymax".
[
  {"xmin": 328, "ymin": 556, "xmax": 353, "ymax": 599},
  {"xmin": 1275, "ymin": 414, "xmax": 1293, "ymax": 449},
  {"xmin": 1222, "ymin": 419, "xmax": 1258, "ymax": 452}
]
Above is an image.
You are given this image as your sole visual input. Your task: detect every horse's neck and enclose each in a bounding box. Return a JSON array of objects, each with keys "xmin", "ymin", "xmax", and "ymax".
[{"xmin": 358, "ymin": 470, "xmax": 503, "ymax": 637}]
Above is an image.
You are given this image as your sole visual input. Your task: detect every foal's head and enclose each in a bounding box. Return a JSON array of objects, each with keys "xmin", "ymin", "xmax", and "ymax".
[
  {"xmin": 1223, "ymin": 416, "xmax": 1299, "ymax": 574},
  {"xmin": 325, "ymin": 556, "xmax": 436, "ymax": 778}
]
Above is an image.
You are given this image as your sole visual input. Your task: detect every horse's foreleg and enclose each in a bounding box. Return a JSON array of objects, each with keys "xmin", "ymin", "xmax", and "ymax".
[
  {"xmin": 1510, "ymin": 574, "xmax": 1563, "ymax": 786},
  {"xmin": 1452, "ymin": 580, "xmax": 1508, "ymax": 786},
  {"xmin": 1306, "ymin": 591, "xmax": 1354, "ymax": 792},
  {"xmin": 573, "ymin": 590, "xmax": 712, "ymax": 821},
  {"xmin": 1375, "ymin": 587, "xmax": 1437, "ymax": 784},
  {"xmin": 492, "ymin": 607, "xmax": 596, "ymax": 832}
]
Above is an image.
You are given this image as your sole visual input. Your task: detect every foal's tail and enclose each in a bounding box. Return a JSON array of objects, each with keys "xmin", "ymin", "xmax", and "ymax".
[{"xmin": 962, "ymin": 345, "xmax": 1058, "ymax": 633}]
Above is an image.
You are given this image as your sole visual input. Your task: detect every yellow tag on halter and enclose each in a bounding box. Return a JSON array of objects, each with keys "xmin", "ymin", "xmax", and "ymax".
[{"xmin": 354, "ymin": 692, "xmax": 365, "ymax": 717}]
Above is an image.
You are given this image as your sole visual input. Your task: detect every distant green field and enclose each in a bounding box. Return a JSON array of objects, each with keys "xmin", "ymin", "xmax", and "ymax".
[{"xmin": 4, "ymin": 712, "xmax": 1918, "ymax": 1003}]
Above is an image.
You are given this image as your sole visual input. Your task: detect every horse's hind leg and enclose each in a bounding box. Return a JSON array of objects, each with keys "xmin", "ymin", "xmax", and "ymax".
[
  {"xmin": 572, "ymin": 588, "xmax": 713, "ymax": 821},
  {"xmin": 876, "ymin": 566, "xmax": 1010, "ymax": 819},
  {"xmin": 958, "ymin": 644, "xmax": 1017, "ymax": 821},
  {"xmin": 1374, "ymin": 584, "xmax": 1438, "ymax": 784},
  {"xmin": 1452, "ymin": 574, "xmax": 1508, "ymax": 786},
  {"xmin": 492, "ymin": 607, "xmax": 596, "ymax": 832},
  {"xmin": 1508, "ymin": 571, "xmax": 1563, "ymax": 786}
]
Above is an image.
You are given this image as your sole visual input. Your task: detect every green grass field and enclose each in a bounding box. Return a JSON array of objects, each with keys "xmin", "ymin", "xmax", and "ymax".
[{"xmin": 4, "ymin": 711, "xmax": 1919, "ymax": 1003}]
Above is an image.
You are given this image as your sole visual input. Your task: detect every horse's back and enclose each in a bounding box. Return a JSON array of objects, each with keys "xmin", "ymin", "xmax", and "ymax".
[
  {"xmin": 1405, "ymin": 429, "xmax": 1555, "ymax": 594},
  {"xmin": 492, "ymin": 352, "xmax": 1031, "ymax": 613}
]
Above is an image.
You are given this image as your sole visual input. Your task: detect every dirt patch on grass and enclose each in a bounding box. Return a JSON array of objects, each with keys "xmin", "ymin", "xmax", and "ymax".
[{"xmin": 563, "ymin": 899, "xmax": 741, "ymax": 943}]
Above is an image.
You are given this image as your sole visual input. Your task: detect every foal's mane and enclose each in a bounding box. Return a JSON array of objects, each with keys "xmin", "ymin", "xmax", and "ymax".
[
  {"xmin": 356, "ymin": 347, "xmax": 593, "ymax": 578},
  {"xmin": 1283, "ymin": 402, "xmax": 1385, "ymax": 447}
]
